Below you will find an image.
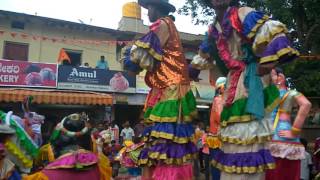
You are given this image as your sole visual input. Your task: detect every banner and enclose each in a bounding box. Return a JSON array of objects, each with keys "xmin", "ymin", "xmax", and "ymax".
[
  {"xmin": 0, "ymin": 59, "xmax": 57, "ymax": 88},
  {"xmin": 57, "ymin": 65, "xmax": 136, "ymax": 93}
]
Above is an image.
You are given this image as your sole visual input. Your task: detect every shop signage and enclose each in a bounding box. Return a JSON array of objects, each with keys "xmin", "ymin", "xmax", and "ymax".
[
  {"xmin": 136, "ymin": 72, "xmax": 150, "ymax": 94},
  {"xmin": 0, "ymin": 59, "xmax": 57, "ymax": 88},
  {"xmin": 57, "ymin": 65, "xmax": 136, "ymax": 93}
]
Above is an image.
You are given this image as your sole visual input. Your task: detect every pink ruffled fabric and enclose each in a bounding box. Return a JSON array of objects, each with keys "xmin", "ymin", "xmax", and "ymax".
[
  {"xmin": 216, "ymin": 37, "xmax": 245, "ymax": 106},
  {"xmin": 152, "ymin": 164, "xmax": 193, "ymax": 180},
  {"xmin": 146, "ymin": 88, "xmax": 164, "ymax": 107},
  {"xmin": 43, "ymin": 166, "xmax": 100, "ymax": 180},
  {"xmin": 46, "ymin": 151, "xmax": 98, "ymax": 169},
  {"xmin": 268, "ymin": 141, "xmax": 305, "ymax": 160}
]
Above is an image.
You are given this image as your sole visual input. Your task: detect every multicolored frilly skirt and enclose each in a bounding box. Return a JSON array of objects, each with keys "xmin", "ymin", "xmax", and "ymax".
[{"xmin": 139, "ymin": 84, "xmax": 198, "ymax": 167}]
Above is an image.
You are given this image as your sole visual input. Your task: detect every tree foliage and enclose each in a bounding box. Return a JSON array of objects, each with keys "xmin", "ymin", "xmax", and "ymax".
[{"xmin": 179, "ymin": 0, "xmax": 320, "ymax": 96}]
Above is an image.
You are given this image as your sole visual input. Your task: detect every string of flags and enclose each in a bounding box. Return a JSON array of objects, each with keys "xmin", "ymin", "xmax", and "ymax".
[{"xmin": 0, "ymin": 29, "xmax": 132, "ymax": 46}]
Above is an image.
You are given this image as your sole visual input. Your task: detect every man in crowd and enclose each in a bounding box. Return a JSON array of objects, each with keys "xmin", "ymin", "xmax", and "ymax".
[
  {"xmin": 96, "ymin": 55, "xmax": 109, "ymax": 70},
  {"xmin": 120, "ymin": 121, "xmax": 134, "ymax": 143}
]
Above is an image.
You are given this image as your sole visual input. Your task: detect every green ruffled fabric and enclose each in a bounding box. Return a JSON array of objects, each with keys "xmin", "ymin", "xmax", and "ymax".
[
  {"xmin": 0, "ymin": 111, "xmax": 39, "ymax": 157},
  {"xmin": 49, "ymin": 129, "xmax": 61, "ymax": 143},
  {"xmin": 221, "ymin": 85, "xmax": 280, "ymax": 125},
  {"xmin": 144, "ymin": 91, "xmax": 197, "ymax": 122}
]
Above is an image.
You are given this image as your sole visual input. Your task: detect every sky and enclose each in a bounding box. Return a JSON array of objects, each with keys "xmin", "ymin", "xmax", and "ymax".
[{"xmin": 0, "ymin": 0, "xmax": 208, "ymax": 35}]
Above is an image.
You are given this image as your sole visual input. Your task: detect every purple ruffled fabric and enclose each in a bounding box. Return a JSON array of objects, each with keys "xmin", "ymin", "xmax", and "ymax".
[
  {"xmin": 136, "ymin": 31, "xmax": 163, "ymax": 58},
  {"xmin": 212, "ymin": 149, "xmax": 275, "ymax": 168},
  {"xmin": 261, "ymin": 36, "xmax": 299, "ymax": 64},
  {"xmin": 188, "ymin": 64, "xmax": 201, "ymax": 81},
  {"xmin": 139, "ymin": 141, "xmax": 197, "ymax": 165}
]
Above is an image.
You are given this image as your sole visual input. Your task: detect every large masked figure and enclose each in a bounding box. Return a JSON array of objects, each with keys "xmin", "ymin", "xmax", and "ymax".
[
  {"xmin": 265, "ymin": 68, "xmax": 311, "ymax": 180},
  {"xmin": 191, "ymin": 0, "xmax": 300, "ymax": 179},
  {"xmin": 121, "ymin": 0, "xmax": 198, "ymax": 179},
  {"xmin": 25, "ymin": 113, "xmax": 110, "ymax": 180}
]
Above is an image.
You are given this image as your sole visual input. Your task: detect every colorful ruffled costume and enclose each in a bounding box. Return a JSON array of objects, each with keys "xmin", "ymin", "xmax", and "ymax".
[
  {"xmin": 122, "ymin": 16, "xmax": 197, "ymax": 180},
  {"xmin": 190, "ymin": 6, "xmax": 299, "ymax": 179},
  {"xmin": 0, "ymin": 111, "xmax": 39, "ymax": 174},
  {"xmin": 24, "ymin": 113, "xmax": 112, "ymax": 180},
  {"xmin": 265, "ymin": 89, "xmax": 305, "ymax": 180}
]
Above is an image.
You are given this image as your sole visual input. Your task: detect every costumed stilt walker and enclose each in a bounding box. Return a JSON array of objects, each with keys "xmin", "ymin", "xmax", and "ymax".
[
  {"xmin": 0, "ymin": 124, "xmax": 21, "ymax": 180},
  {"xmin": 265, "ymin": 68, "xmax": 311, "ymax": 180},
  {"xmin": 190, "ymin": 0, "xmax": 300, "ymax": 179},
  {"xmin": 24, "ymin": 113, "xmax": 111, "ymax": 180},
  {"xmin": 121, "ymin": 0, "xmax": 198, "ymax": 179},
  {"xmin": 0, "ymin": 98, "xmax": 42, "ymax": 175}
]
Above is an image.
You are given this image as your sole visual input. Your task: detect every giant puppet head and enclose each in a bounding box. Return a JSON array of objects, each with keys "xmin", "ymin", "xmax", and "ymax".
[{"xmin": 50, "ymin": 113, "xmax": 91, "ymax": 157}]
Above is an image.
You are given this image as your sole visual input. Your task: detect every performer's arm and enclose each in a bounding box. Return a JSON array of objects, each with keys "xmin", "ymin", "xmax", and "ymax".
[
  {"xmin": 279, "ymin": 94, "xmax": 311, "ymax": 138},
  {"xmin": 292, "ymin": 95, "xmax": 312, "ymax": 130}
]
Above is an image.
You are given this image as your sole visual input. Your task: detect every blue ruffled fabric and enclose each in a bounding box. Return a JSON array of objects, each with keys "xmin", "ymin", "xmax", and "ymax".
[
  {"xmin": 150, "ymin": 123, "xmax": 195, "ymax": 140},
  {"xmin": 199, "ymin": 32, "xmax": 212, "ymax": 54},
  {"xmin": 8, "ymin": 170, "xmax": 21, "ymax": 180},
  {"xmin": 123, "ymin": 46, "xmax": 142, "ymax": 73},
  {"xmin": 243, "ymin": 11, "xmax": 269, "ymax": 38},
  {"xmin": 188, "ymin": 64, "xmax": 201, "ymax": 80},
  {"xmin": 242, "ymin": 44, "xmax": 265, "ymax": 120}
]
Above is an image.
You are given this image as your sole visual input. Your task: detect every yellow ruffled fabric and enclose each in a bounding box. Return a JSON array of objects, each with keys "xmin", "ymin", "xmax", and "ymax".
[
  {"xmin": 23, "ymin": 172, "xmax": 49, "ymax": 180},
  {"xmin": 5, "ymin": 140, "xmax": 33, "ymax": 168},
  {"xmin": 34, "ymin": 144, "xmax": 55, "ymax": 167},
  {"xmin": 98, "ymin": 153, "xmax": 112, "ymax": 180},
  {"xmin": 206, "ymin": 136, "xmax": 221, "ymax": 149}
]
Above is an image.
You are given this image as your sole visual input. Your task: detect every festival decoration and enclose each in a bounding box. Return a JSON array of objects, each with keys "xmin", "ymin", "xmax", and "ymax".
[{"xmin": 0, "ymin": 29, "xmax": 132, "ymax": 46}]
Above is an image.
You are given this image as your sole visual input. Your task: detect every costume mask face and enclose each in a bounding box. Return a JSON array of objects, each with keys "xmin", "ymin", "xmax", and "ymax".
[{"xmin": 147, "ymin": 5, "xmax": 158, "ymax": 22}]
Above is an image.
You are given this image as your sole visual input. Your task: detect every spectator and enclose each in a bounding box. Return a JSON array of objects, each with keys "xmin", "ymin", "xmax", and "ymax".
[
  {"xmin": 120, "ymin": 121, "xmax": 134, "ymax": 143},
  {"xmin": 108, "ymin": 121, "xmax": 119, "ymax": 144},
  {"xmin": 80, "ymin": 62, "xmax": 90, "ymax": 68},
  {"xmin": 134, "ymin": 118, "xmax": 145, "ymax": 138},
  {"xmin": 312, "ymin": 104, "xmax": 320, "ymax": 125},
  {"xmin": 96, "ymin": 56, "xmax": 109, "ymax": 70},
  {"xmin": 301, "ymin": 138, "xmax": 313, "ymax": 180}
]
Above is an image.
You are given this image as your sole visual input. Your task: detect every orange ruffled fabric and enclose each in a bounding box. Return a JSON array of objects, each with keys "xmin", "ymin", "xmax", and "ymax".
[{"xmin": 145, "ymin": 17, "xmax": 190, "ymax": 89}]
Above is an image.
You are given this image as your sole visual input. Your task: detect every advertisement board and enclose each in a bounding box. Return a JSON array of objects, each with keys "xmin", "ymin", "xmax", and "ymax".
[
  {"xmin": 0, "ymin": 59, "xmax": 57, "ymax": 88},
  {"xmin": 57, "ymin": 65, "xmax": 136, "ymax": 93}
]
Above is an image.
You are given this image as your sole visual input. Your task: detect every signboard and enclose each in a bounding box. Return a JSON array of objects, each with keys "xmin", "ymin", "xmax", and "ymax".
[
  {"xmin": 0, "ymin": 59, "xmax": 57, "ymax": 88},
  {"xmin": 57, "ymin": 65, "xmax": 136, "ymax": 93},
  {"xmin": 136, "ymin": 71, "xmax": 150, "ymax": 94}
]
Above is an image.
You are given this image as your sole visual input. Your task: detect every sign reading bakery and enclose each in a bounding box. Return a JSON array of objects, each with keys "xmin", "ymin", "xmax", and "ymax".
[
  {"xmin": 57, "ymin": 65, "xmax": 136, "ymax": 93},
  {"xmin": 0, "ymin": 59, "xmax": 57, "ymax": 88}
]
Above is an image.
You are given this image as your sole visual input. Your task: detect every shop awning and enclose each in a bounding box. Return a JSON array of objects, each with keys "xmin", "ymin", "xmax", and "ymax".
[{"xmin": 0, "ymin": 88, "xmax": 113, "ymax": 106}]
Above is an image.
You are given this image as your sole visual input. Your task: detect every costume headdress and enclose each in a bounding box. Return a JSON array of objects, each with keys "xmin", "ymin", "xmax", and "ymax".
[
  {"xmin": 215, "ymin": 77, "xmax": 227, "ymax": 89},
  {"xmin": 138, "ymin": 0, "xmax": 176, "ymax": 12},
  {"xmin": 50, "ymin": 113, "xmax": 89, "ymax": 142}
]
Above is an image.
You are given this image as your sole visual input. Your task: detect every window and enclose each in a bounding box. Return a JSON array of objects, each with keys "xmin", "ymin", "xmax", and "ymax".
[
  {"xmin": 65, "ymin": 49, "xmax": 82, "ymax": 66},
  {"xmin": 3, "ymin": 41, "xmax": 29, "ymax": 61},
  {"xmin": 11, "ymin": 21, "xmax": 25, "ymax": 30}
]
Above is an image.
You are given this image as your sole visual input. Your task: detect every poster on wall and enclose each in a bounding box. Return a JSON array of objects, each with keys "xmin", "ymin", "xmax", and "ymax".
[
  {"xmin": 136, "ymin": 72, "xmax": 150, "ymax": 94},
  {"xmin": 0, "ymin": 59, "xmax": 57, "ymax": 88},
  {"xmin": 57, "ymin": 65, "xmax": 136, "ymax": 93}
]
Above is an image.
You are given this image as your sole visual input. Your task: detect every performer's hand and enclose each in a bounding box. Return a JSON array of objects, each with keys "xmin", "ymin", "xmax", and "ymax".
[{"xmin": 278, "ymin": 130, "xmax": 297, "ymax": 139}]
